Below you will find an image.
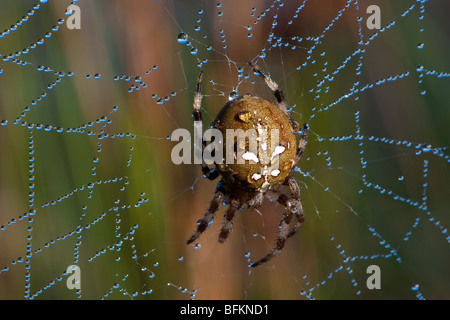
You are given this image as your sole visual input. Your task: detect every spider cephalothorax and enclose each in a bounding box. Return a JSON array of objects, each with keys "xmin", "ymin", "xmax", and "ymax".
[{"xmin": 187, "ymin": 61, "xmax": 308, "ymax": 267}]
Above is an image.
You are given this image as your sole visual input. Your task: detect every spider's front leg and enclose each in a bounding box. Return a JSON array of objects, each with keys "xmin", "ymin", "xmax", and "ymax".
[
  {"xmin": 193, "ymin": 71, "xmax": 219, "ymax": 181},
  {"xmin": 248, "ymin": 61, "xmax": 289, "ymax": 117},
  {"xmin": 192, "ymin": 71, "xmax": 203, "ymax": 122},
  {"xmin": 187, "ymin": 182, "xmax": 225, "ymax": 245},
  {"xmin": 295, "ymin": 123, "xmax": 308, "ymax": 163},
  {"xmin": 250, "ymin": 176, "xmax": 304, "ymax": 267}
]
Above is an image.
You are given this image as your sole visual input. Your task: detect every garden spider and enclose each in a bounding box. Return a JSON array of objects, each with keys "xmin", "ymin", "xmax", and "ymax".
[{"xmin": 187, "ymin": 61, "xmax": 308, "ymax": 267}]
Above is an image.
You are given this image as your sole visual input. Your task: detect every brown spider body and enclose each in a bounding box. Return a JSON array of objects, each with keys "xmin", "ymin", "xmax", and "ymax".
[
  {"xmin": 187, "ymin": 62, "xmax": 308, "ymax": 267},
  {"xmin": 213, "ymin": 94, "xmax": 298, "ymax": 193}
]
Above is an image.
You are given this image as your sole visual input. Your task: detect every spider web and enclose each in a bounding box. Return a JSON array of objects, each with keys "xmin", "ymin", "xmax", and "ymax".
[{"xmin": 0, "ymin": 0, "xmax": 449, "ymax": 300}]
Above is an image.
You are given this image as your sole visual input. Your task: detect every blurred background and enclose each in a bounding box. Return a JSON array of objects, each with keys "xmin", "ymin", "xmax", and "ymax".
[{"xmin": 0, "ymin": 0, "xmax": 449, "ymax": 299}]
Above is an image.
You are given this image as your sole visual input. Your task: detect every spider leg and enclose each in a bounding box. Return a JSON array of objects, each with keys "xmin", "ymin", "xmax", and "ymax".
[
  {"xmin": 250, "ymin": 176, "xmax": 304, "ymax": 267},
  {"xmin": 248, "ymin": 61, "xmax": 289, "ymax": 117},
  {"xmin": 295, "ymin": 123, "xmax": 308, "ymax": 163},
  {"xmin": 187, "ymin": 182, "xmax": 225, "ymax": 245},
  {"xmin": 193, "ymin": 71, "xmax": 219, "ymax": 181},
  {"xmin": 202, "ymin": 166, "xmax": 220, "ymax": 180},
  {"xmin": 218, "ymin": 195, "xmax": 241, "ymax": 243},
  {"xmin": 193, "ymin": 71, "xmax": 203, "ymax": 122}
]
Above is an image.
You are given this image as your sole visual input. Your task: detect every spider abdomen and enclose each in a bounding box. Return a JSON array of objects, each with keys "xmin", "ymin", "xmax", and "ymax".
[{"xmin": 212, "ymin": 94, "xmax": 297, "ymax": 192}]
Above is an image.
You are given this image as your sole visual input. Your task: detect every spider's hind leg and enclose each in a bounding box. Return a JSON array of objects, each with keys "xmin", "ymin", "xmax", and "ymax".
[
  {"xmin": 187, "ymin": 182, "xmax": 225, "ymax": 245},
  {"xmin": 218, "ymin": 195, "xmax": 241, "ymax": 243},
  {"xmin": 219, "ymin": 191, "xmax": 262, "ymax": 243},
  {"xmin": 250, "ymin": 177, "xmax": 304, "ymax": 267}
]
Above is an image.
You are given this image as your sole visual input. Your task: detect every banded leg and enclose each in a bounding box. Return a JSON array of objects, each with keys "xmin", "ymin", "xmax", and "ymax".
[
  {"xmin": 250, "ymin": 177, "xmax": 304, "ymax": 267},
  {"xmin": 296, "ymin": 123, "xmax": 308, "ymax": 163},
  {"xmin": 218, "ymin": 195, "xmax": 241, "ymax": 243},
  {"xmin": 192, "ymin": 71, "xmax": 203, "ymax": 122},
  {"xmin": 187, "ymin": 182, "xmax": 225, "ymax": 244},
  {"xmin": 193, "ymin": 71, "xmax": 219, "ymax": 181},
  {"xmin": 249, "ymin": 61, "xmax": 309, "ymax": 158},
  {"xmin": 248, "ymin": 61, "xmax": 289, "ymax": 116}
]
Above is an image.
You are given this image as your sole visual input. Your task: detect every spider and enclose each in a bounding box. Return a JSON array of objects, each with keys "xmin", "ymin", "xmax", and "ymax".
[{"xmin": 187, "ymin": 61, "xmax": 308, "ymax": 267}]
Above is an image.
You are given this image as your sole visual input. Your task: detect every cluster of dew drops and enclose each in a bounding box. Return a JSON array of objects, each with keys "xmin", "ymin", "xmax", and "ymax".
[
  {"xmin": 1, "ymin": 0, "xmax": 450, "ymax": 300},
  {"xmin": 0, "ymin": 0, "xmax": 194, "ymax": 299}
]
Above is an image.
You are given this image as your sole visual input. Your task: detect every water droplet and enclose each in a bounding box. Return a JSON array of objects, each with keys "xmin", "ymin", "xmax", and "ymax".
[
  {"xmin": 177, "ymin": 32, "xmax": 188, "ymax": 44},
  {"xmin": 421, "ymin": 144, "xmax": 431, "ymax": 152},
  {"xmin": 190, "ymin": 47, "xmax": 198, "ymax": 55}
]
